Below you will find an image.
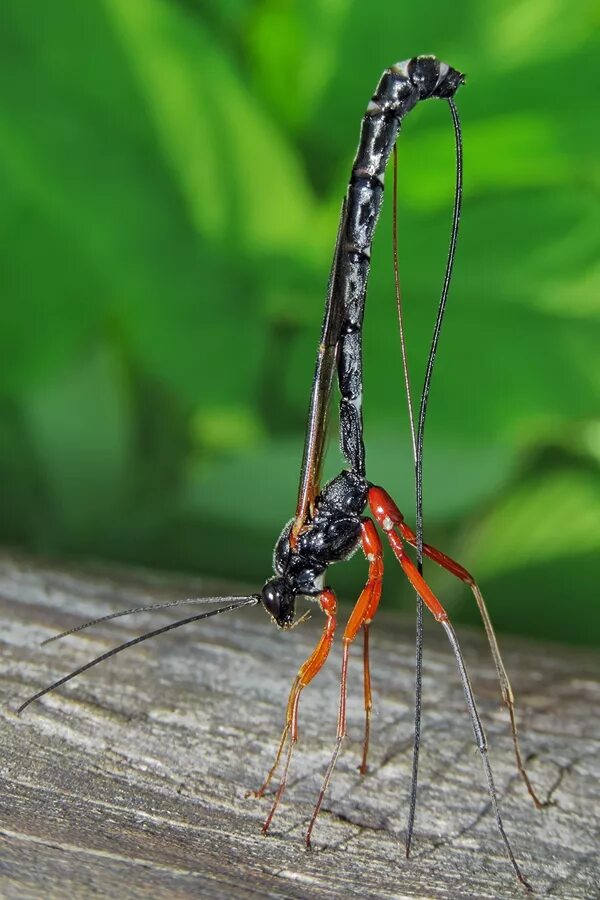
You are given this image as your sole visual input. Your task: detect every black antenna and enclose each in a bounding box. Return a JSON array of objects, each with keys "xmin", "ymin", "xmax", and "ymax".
[
  {"xmin": 17, "ymin": 596, "xmax": 260, "ymax": 714},
  {"xmin": 406, "ymin": 96, "xmax": 464, "ymax": 856},
  {"xmin": 41, "ymin": 595, "xmax": 257, "ymax": 645}
]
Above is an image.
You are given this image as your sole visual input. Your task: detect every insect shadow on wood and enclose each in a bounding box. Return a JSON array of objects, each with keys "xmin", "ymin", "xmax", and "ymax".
[{"xmin": 18, "ymin": 55, "xmax": 546, "ymax": 891}]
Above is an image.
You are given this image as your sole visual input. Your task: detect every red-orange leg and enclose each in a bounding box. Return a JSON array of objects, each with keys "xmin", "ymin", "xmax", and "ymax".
[
  {"xmin": 360, "ymin": 623, "xmax": 371, "ymax": 775},
  {"xmin": 305, "ymin": 520, "xmax": 383, "ymax": 847},
  {"xmin": 258, "ymin": 589, "xmax": 337, "ymax": 834},
  {"xmin": 369, "ymin": 485, "xmax": 544, "ymax": 809},
  {"xmin": 359, "ymin": 535, "xmax": 384, "ymax": 775},
  {"xmin": 369, "ymin": 486, "xmax": 532, "ymax": 889}
]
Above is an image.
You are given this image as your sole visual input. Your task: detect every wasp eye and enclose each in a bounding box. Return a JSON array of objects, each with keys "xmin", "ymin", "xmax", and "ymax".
[
  {"xmin": 261, "ymin": 580, "xmax": 282, "ymax": 618},
  {"xmin": 260, "ymin": 578, "xmax": 295, "ymax": 628}
]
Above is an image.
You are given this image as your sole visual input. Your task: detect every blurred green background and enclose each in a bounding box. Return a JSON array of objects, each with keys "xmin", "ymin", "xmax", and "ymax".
[{"xmin": 1, "ymin": 1, "xmax": 599, "ymax": 646}]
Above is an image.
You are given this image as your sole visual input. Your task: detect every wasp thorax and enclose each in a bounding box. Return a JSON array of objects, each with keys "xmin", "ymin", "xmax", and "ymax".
[{"xmin": 260, "ymin": 577, "xmax": 296, "ymax": 628}]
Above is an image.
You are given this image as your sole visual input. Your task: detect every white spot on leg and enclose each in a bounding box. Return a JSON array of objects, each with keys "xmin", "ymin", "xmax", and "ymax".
[{"xmin": 382, "ymin": 516, "xmax": 393, "ymax": 532}]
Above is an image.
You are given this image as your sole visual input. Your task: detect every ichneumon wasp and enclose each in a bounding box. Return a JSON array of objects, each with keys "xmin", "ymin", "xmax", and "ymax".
[{"xmin": 18, "ymin": 56, "xmax": 543, "ymax": 890}]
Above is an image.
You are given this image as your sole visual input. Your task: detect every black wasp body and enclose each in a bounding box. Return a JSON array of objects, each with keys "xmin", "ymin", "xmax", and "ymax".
[
  {"xmin": 262, "ymin": 471, "xmax": 368, "ymax": 628},
  {"xmin": 260, "ymin": 56, "xmax": 463, "ymax": 630}
]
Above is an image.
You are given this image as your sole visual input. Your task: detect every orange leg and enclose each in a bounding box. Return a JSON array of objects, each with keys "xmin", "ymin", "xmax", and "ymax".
[
  {"xmin": 305, "ymin": 520, "xmax": 383, "ymax": 846},
  {"xmin": 257, "ymin": 589, "xmax": 337, "ymax": 834},
  {"xmin": 359, "ymin": 540, "xmax": 384, "ymax": 776},
  {"xmin": 360, "ymin": 623, "xmax": 371, "ymax": 775},
  {"xmin": 369, "ymin": 484, "xmax": 544, "ymax": 809},
  {"xmin": 369, "ymin": 486, "xmax": 533, "ymax": 888}
]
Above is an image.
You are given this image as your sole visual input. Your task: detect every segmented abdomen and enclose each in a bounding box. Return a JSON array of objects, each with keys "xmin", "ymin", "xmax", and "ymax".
[{"xmin": 337, "ymin": 56, "xmax": 464, "ymax": 476}]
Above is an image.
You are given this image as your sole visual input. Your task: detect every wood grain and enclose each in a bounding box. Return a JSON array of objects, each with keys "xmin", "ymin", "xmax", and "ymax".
[{"xmin": 0, "ymin": 552, "xmax": 598, "ymax": 899}]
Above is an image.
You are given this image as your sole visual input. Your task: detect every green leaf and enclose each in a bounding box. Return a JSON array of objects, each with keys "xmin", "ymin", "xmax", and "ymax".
[
  {"xmin": 105, "ymin": 0, "xmax": 316, "ymax": 254},
  {"xmin": 462, "ymin": 469, "xmax": 600, "ymax": 579},
  {"xmin": 22, "ymin": 342, "xmax": 134, "ymax": 545}
]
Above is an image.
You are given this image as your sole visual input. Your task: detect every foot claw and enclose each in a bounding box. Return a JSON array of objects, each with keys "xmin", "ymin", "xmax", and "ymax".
[{"xmin": 245, "ymin": 788, "xmax": 264, "ymax": 800}]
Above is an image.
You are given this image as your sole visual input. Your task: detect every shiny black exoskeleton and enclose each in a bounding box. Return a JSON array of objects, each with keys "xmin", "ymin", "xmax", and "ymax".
[
  {"xmin": 260, "ymin": 56, "xmax": 465, "ymax": 630},
  {"xmin": 261, "ymin": 471, "xmax": 368, "ymax": 627}
]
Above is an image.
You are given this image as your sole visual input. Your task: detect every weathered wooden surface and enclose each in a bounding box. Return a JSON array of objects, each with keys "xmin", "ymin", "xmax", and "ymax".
[{"xmin": 0, "ymin": 551, "xmax": 598, "ymax": 899}]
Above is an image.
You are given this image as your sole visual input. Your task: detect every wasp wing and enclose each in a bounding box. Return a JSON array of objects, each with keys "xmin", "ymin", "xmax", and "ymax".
[{"xmin": 292, "ymin": 199, "xmax": 347, "ymax": 539}]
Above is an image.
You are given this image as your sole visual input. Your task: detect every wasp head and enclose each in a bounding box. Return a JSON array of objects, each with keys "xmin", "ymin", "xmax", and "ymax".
[{"xmin": 260, "ymin": 577, "xmax": 295, "ymax": 628}]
